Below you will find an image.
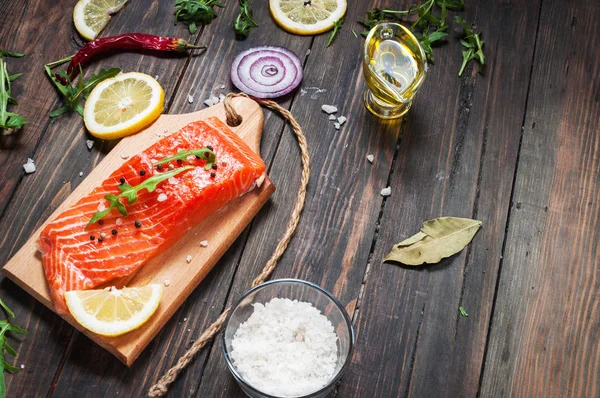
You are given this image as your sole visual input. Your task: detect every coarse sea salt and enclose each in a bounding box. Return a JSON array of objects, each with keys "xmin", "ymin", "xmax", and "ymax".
[{"xmin": 230, "ymin": 298, "xmax": 338, "ymax": 397}]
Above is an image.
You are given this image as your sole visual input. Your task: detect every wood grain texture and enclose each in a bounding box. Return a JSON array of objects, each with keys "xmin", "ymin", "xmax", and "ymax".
[
  {"xmin": 337, "ymin": 0, "xmax": 543, "ymax": 396},
  {"xmin": 194, "ymin": 0, "xmax": 402, "ymax": 395},
  {"xmin": 50, "ymin": 2, "xmax": 314, "ymax": 397},
  {"xmin": 2, "ymin": 97, "xmax": 274, "ymax": 366},
  {"xmin": 480, "ymin": 0, "xmax": 600, "ymax": 396}
]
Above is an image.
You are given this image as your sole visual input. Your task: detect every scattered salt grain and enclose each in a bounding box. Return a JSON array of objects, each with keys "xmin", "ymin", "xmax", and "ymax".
[
  {"xmin": 204, "ymin": 98, "xmax": 216, "ymax": 107},
  {"xmin": 86, "ymin": 140, "xmax": 94, "ymax": 150},
  {"xmin": 157, "ymin": 193, "xmax": 168, "ymax": 202},
  {"xmin": 380, "ymin": 186, "xmax": 392, "ymax": 197},
  {"xmin": 23, "ymin": 158, "xmax": 36, "ymax": 174},
  {"xmin": 188, "ymin": 94, "xmax": 194, "ymax": 104},
  {"xmin": 334, "ymin": 122, "xmax": 341, "ymax": 130},
  {"xmin": 219, "ymin": 84, "xmax": 226, "ymax": 89},
  {"xmin": 305, "ymin": 48, "xmax": 311, "ymax": 56},
  {"xmin": 164, "ymin": 280, "xmax": 171, "ymax": 287},
  {"xmin": 219, "ymin": 94, "xmax": 226, "ymax": 103},
  {"xmin": 20, "ymin": 364, "xmax": 24, "ymax": 370},
  {"xmin": 230, "ymin": 298, "xmax": 338, "ymax": 397},
  {"xmin": 97, "ymin": 201, "xmax": 106, "ymax": 211},
  {"xmin": 116, "ymin": 218, "xmax": 123, "ymax": 225},
  {"xmin": 321, "ymin": 104, "xmax": 338, "ymax": 114},
  {"xmin": 328, "ymin": 115, "xmax": 336, "ymax": 121},
  {"xmin": 79, "ymin": 171, "xmax": 84, "ymax": 177},
  {"xmin": 366, "ymin": 154, "xmax": 374, "ymax": 163},
  {"xmin": 186, "ymin": 255, "xmax": 192, "ymax": 263},
  {"xmin": 337, "ymin": 116, "xmax": 347, "ymax": 125},
  {"xmin": 120, "ymin": 153, "xmax": 129, "ymax": 159},
  {"xmin": 200, "ymin": 240, "xmax": 208, "ymax": 247},
  {"xmin": 184, "ymin": 317, "xmax": 187, "ymax": 322},
  {"xmin": 168, "ymin": 177, "xmax": 178, "ymax": 185}
]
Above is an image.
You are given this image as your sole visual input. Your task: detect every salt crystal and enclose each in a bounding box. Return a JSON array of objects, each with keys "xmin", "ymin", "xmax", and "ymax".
[
  {"xmin": 380, "ymin": 186, "xmax": 392, "ymax": 197},
  {"xmin": 168, "ymin": 177, "xmax": 177, "ymax": 185},
  {"xmin": 188, "ymin": 94, "xmax": 194, "ymax": 104},
  {"xmin": 321, "ymin": 104, "xmax": 338, "ymax": 114},
  {"xmin": 157, "ymin": 193, "xmax": 168, "ymax": 202},
  {"xmin": 20, "ymin": 364, "xmax": 24, "ymax": 369},
  {"xmin": 116, "ymin": 218, "xmax": 123, "ymax": 225},
  {"xmin": 86, "ymin": 140, "xmax": 94, "ymax": 150},
  {"xmin": 337, "ymin": 116, "xmax": 347, "ymax": 125},
  {"xmin": 306, "ymin": 49, "xmax": 311, "ymax": 56},
  {"xmin": 334, "ymin": 122, "xmax": 341, "ymax": 130},
  {"xmin": 328, "ymin": 115, "xmax": 336, "ymax": 120},
  {"xmin": 164, "ymin": 280, "xmax": 171, "ymax": 287},
  {"xmin": 219, "ymin": 94, "xmax": 225, "ymax": 102},
  {"xmin": 23, "ymin": 158, "xmax": 36, "ymax": 174},
  {"xmin": 120, "ymin": 153, "xmax": 129, "ymax": 159},
  {"xmin": 230, "ymin": 298, "xmax": 338, "ymax": 397},
  {"xmin": 204, "ymin": 98, "xmax": 215, "ymax": 107},
  {"xmin": 211, "ymin": 96, "xmax": 219, "ymax": 104},
  {"xmin": 79, "ymin": 171, "xmax": 84, "ymax": 177},
  {"xmin": 184, "ymin": 317, "xmax": 187, "ymax": 321},
  {"xmin": 186, "ymin": 255, "xmax": 192, "ymax": 263},
  {"xmin": 219, "ymin": 84, "xmax": 226, "ymax": 89},
  {"xmin": 366, "ymin": 154, "xmax": 374, "ymax": 163},
  {"xmin": 200, "ymin": 240, "xmax": 208, "ymax": 247},
  {"xmin": 97, "ymin": 201, "xmax": 106, "ymax": 211}
]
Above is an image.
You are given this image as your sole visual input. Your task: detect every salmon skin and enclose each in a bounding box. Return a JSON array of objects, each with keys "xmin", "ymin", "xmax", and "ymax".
[{"xmin": 38, "ymin": 118, "xmax": 266, "ymax": 314}]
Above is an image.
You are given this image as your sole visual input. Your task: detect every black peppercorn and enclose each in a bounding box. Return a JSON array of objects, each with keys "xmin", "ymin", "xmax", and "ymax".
[
  {"xmin": 210, "ymin": 172, "xmax": 216, "ymax": 178},
  {"xmin": 98, "ymin": 220, "xmax": 104, "ymax": 225},
  {"xmin": 212, "ymin": 164, "xmax": 218, "ymax": 170},
  {"xmin": 140, "ymin": 170, "xmax": 146, "ymax": 176},
  {"xmin": 98, "ymin": 236, "xmax": 103, "ymax": 243},
  {"xmin": 206, "ymin": 145, "xmax": 213, "ymax": 151},
  {"xmin": 112, "ymin": 229, "xmax": 118, "ymax": 235},
  {"xmin": 157, "ymin": 164, "xmax": 163, "ymax": 171},
  {"xmin": 134, "ymin": 220, "xmax": 142, "ymax": 228},
  {"xmin": 119, "ymin": 177, "xmax": 126, "ymax": 184},
  {"xmin": 90, "ymin": 235, "xmax": 95, "ymax": 240},
  {"xmin": 177, "ymin": 159, "xmax": 183, "ymax": 164}
]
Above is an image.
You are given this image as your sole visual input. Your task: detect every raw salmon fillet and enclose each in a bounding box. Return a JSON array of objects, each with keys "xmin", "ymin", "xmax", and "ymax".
[{"xmin": 38, "ymin": 118, "xmax": 266, "ymax": 314}]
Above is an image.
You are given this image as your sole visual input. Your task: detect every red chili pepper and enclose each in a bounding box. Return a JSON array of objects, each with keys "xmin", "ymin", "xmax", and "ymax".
[{"xmin": 61, "ymin": 33, "xmax": 205, "ymax": 81}]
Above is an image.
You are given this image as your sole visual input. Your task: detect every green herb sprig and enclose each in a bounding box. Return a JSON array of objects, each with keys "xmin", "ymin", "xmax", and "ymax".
[
  {"xmin": 327, "ymin": 18, "xmax": 344, "ymax": 47},
  {"xmin": 88, "ymin": 166, "xmax": 194, "ymax": 226},
  {"xmin": 175, "ymin": 0, "xmax": 224, "ymax": 34},
  {"xmin": 153, "ymin": 148, "xmax": 216, "ymax": 170},
  {"xmin": 0, "ymin": 50, "xmax": 28, "ymax": 132},
  {"xmin": 0, "ymin": 298, "xmax": 27, "ymax": 398},
  {"xmin": 459, "ymin": 306, "xmax": 469, "ymax": 317},
  {"xmin": 45, "ymin": 56, "xmax": 120, "ymax": 118},
  {"xmin": 455, "ymin": 16, "xmax": 484, "ymax": 76},
  {"xmin": 234, "ymin": 0, "xmax": 258, "ymax": 38}
]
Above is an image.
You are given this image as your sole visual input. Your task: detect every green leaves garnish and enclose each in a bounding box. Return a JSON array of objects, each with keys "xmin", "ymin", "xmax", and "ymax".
[
  {"xmin": 455, "ymin": 16, "xmax": 485, "ymax": 76},
  {"xmin": 45, "ymin": 56, "xmax": 120, "ymax": 118},
  {"xmin": 327, "ymin": 18, "xmax": 344, "ymax": 47},
  {"xmin": 88, "ymin": 166, "xmax": 193, "ymax": 226},
  {"xmin": 0, "ymin": 49, "xmax": 28, "ymax": 132},
  {"xmin": 0, "ymin": 298, "xmax": 27, "ymax": 398},
  {"xmin": 153, "ymin": 148, "xmax": 216, "ymax": 170},
  {"xmin": 360, "ymin": 0, "xmax": 484, "ymax": 67},
  {"xmin": 234, "ymin": 0, "xmax": 258, "ymax": 38},
  {"xmin": 175, "ymin": 0, "xmax": 224, "ymax": 34},
  {"xmin": 459, "ymin": 306, "xmax": 469, "ymax": 317}
]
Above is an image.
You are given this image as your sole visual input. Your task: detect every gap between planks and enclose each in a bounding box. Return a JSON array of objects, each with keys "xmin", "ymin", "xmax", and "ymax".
[{"xmin": 475, "ymin": 0, "xmax": 545, "ymax": 395}]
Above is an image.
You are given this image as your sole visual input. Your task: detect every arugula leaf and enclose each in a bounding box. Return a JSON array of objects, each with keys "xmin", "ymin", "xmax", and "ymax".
[
  {"xmin": 459, "ymin": 306, "xmax": 469, "ymax": 317},
  {"xmin": 327, "ymin": 18, "xmax": 344, "ymax": 47},
  {"xmin": 455, "ymin": 16, "xmax": 485, "ymax": 76},
  {"xmin": 234, "ymin": 0, "xmax": 258, "ymax": 38},
  {"xmin": 0, "ymin": 300, "xmax": 27, "ymax": 398},
  {"xmin": 45, "ymin": 56, "xmax": 120, "ymax": 118},
  {"xmin": 0, "ymin": 50, "xmax": 28, "ymax": 132},
  {"xmin": 175, "ymin": 0, "xmax": 224, "ymax": 34},
  {"xmin": 88, "ymin": 165, "xmax": 194, "ymax": 226},
  {"xmin": 152, "ymin": 147, "xmax": 216, "ymax": 170}
]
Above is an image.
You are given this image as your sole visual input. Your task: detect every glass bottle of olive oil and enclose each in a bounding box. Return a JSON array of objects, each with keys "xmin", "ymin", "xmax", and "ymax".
[{"xmin": 363, "ymin": 23, "xmax": 427, "ymax": 119}]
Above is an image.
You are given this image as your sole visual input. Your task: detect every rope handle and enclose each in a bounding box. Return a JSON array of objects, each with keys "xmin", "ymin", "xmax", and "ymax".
[{"xmin": 148, "ymin": 93, "xmax": 311, "ymax": 397}]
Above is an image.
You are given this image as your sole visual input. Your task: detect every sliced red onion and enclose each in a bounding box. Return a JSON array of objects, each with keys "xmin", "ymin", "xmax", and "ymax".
[{"xmin": 231, "ymin": 46, "xmax": 303, "ymax": 99}]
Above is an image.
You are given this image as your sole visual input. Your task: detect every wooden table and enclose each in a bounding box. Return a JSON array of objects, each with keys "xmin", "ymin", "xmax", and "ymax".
[{"xmin": 0, "ymin": 0, "xmax": 598, "ymax": 396}]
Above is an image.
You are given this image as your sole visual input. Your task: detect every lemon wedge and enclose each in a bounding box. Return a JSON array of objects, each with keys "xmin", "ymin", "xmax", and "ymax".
[
  {"xmin": 65, "ymin": 284, "xmax": 163, "ymax": 337},
  {"xmin": 73, "ymin": 0, "xmax": 129, "ymax": 41},
  {"xmin": 269, "ymin": 0, "xmax": 346, "ymax": 35},
  {"xmin": 83, "ymin": 72, "xmax": 164, "ymax": 140}
]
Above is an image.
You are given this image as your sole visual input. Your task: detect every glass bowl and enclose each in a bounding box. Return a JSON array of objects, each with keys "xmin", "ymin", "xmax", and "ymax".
[{"xmin": 222, "ymin": 279, "xmax": 355, "ymax": 398}]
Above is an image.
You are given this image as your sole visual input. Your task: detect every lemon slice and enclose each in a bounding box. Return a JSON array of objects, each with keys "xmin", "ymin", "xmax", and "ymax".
[
  {"xmin": 65, "ymin": 284, "xmax": 163, "ymax": 336},
  {"xmin": 269, "ymin": 0, "xmax": 346, "ymax": 35},
  {"xmin": 74, "ymin": 0, "xmax": 129, "ymax": 41},
  {"xmin": 83, "ymin": 72, "xmax": 164, "ymax": 140}
]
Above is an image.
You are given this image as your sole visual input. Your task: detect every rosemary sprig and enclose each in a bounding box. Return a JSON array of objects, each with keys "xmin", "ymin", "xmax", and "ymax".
[
  {"xmin": 0, "ymin": 298, "xmax": 27, "ymax": 398},
  {"xmin": 88, "ymin": 166, "xmax": 194, "ymax": 226},
  {"xmin": 45, "ymin": 56, "xmax": 120, "ymax": 118},
  {"xmin": 327, "ymin": 18, "xmax": 344, "ymax": 47},
  {"xmin": 234, "ymin": 0, "xmax": 258, "ymax": 38},
  {"xmin": 455, "ymin": 16, "xmax": 485, "ymax": 76},
  {"xmin": 175, "ymin": 0, "xmax": 224, "ymax": 34},
  {"xmin": 152, "ymin": 148, "xmax": 216, "ymax": 170},
  {"xmin": 0, "ymin": 50, "xmax": 27, "ymax": 132}
]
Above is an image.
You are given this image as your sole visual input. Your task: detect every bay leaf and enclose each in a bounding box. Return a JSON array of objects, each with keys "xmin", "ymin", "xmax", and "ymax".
[{"xmin": 383, "ymin": 217, "xmax": 482, "ymax": 266}]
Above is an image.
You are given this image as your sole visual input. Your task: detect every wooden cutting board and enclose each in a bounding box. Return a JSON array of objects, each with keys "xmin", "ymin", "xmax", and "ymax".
[{"xmin": 2, "ymin": 96, "xmax": 275, "ymax": 366}]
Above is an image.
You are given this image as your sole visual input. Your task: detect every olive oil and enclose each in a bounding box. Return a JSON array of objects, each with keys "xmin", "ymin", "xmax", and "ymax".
[{"xmin": 363, "ymin": 23, "xmax": 427, "ymax": 119}]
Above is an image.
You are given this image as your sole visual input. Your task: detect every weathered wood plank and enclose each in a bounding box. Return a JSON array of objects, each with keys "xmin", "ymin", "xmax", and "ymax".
[
  {"xmin": 337, "ymin": 0, "xmax": 542, "ymax": 396},
  {"xmin": 194, "ymin": 1, "xmax": 403, "ymax": 396},
  {"xmin": 0, "ymin": 0, "xmax": 201, "ymax": 395},
  {"xmin": 49, "ymin": 2, "xmax": 313, "ymax": 397},
  {"xmin": 480, "ymin": 0, "xmax": 600, "ymax": 396}
]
